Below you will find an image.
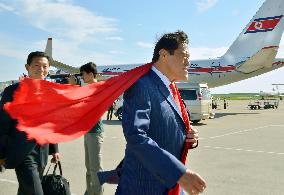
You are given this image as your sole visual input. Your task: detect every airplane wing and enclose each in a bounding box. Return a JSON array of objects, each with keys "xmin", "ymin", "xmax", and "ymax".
[
  {"xmin": 45, "ymin": 38, "xmax": 79, "ymax": 74},
  {"xmin": 51, "ymin": 60, "xmax": 108, "ymax": 80},
  {"xmin": 46, "ymin": 39, "xmax": 108, "ymax": 80},
  {"xmin": 52, "ymin": 60, "xmax": 80, "ymax": 74},
  {"xmin": 235, "ymin": 46, "xmax": 279, "ymax": 74}
]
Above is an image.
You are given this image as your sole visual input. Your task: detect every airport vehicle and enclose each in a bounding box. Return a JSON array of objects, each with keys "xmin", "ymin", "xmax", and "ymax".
[
  {"xmin": 113, "ymin": 95, "xmax": 123, "ymax": 121},
  {"xmin": 177, "ymin": 82, "xmax": 213, "ymax": 123},
  {"xmin": 45, "ymin": 0, "xmax": 284, "ymax": 89},
  {"xmin": 248, "ymin": 99, "xmax": 279, "ymax": 109},
  {"xmin": 113, "ymin": 83, "xmax": 213, "ymax": 123}
]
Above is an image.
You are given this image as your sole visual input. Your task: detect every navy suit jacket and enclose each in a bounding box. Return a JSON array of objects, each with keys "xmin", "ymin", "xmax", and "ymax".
[
  {"xmin": 116, "ymin": 70, "xmax": 187, "ymax": 195},
  {"xmin": 0, "ymin": 83, "xmax": 59, "ymax": 169}
]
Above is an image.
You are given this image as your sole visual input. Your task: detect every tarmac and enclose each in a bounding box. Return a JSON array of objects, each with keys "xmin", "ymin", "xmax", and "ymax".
[{"xmin": 0, "ymin": 100, "xmax": 284, "ymax": 195}]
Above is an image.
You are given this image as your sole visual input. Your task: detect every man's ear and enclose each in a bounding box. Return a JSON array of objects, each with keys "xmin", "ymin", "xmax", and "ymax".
[
  {"xmin": 89, "ymin": 72, "xmax": 96, "ymax": 79},
  {"xmin": 25, "ymin": 64, "xmax": 29, "ymax": 71},
  {"xmin": 159, "ymin": 49, "xmax": 168, "ymax": 59}
]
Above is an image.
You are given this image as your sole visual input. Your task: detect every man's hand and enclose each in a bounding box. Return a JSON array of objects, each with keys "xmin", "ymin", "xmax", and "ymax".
[
  {"xmin": 51, "ymin": 153, "xmax": 60, "ymax": 163},
  {"xmin": 0, "ymin": 159, "xmax": 5, "ymax": 166},
  {"xmin": 186, "ymin": 127, "xmax": 198, "ymax": 145},
  {"xmin": 177, "ymin": 169, "xmax": 206, "ymax": 195},
  {"xmin": 67, "ymin": 75, "xmax": 77, "ymax": 85}
]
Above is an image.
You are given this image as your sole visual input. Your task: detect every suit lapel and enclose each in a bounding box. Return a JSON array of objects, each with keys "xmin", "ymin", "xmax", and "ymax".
[{"xmin": 148, "ymin": 70, "xmax": 183, "ymax": 120}]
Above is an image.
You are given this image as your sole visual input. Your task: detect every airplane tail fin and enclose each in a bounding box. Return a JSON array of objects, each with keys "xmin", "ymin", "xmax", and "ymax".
[
  {"xmin": 222, "ymin": 0, "xmax": 284, "ymax": 73},
  {"xmin": 45, "ymin": 38, "xmax": 52, "ymax": 59},
  {"xmin": 44, "ymin": 37, "xmax": 82, "ymax": 75}
]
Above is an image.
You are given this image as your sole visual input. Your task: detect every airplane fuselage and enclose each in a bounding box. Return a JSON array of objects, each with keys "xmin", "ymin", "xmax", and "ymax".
[{"xmin": 97, "ymin": 58, "xmax": 284, "ymax": 88}]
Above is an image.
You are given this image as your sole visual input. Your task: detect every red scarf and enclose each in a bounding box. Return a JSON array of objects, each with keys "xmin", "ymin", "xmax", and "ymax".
[{"xmin": 4, "ymin": 63, "xmax": 152, "ymax": 144}]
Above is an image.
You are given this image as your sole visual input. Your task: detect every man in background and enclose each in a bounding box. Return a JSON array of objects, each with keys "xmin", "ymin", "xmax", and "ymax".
[
  {"xmin": 0, "ymin": 51, "xmax": 60, "ymax": 195},
  {"xmin": 80, "ymin": 62, "xmax": 104, "ymax": 195},
  {"xmin": 107, "ymin": 101, "xmax": 115, "ymax": 120}
]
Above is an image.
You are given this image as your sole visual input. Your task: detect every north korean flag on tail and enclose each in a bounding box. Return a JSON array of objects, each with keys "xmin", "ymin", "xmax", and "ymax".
[{"xmin": 245, "ymin": 15, "xmax": 283, "ymax": 34}]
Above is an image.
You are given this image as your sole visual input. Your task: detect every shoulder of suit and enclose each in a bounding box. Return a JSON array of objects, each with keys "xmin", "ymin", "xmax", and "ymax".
[
  {"xmin": 2, "ymin": 83, "xmax": 20, "ymax": 101},
  {"xmin": 124, "ymin": 73, "xmax": 153, "ymax": 96},
  {"xmin": 3, "ymin": 83, "xmax": 19, "ymax": 93},
  {"xmin": 134, "ymin": 73, "xmax": 157, "ymax": 89}
]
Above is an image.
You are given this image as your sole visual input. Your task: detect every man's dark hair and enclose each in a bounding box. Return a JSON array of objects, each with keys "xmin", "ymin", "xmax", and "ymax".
[
  {"xmin": 27, "ymin": 51, "xmax": 50, "ymax": 65},
  {"xmin": 80, "ymin": 62, "xmax": 98, "ymax": 78},
  {"xmin": 152, "ymin": 30, "xmax": 189, "ymax": 63}
]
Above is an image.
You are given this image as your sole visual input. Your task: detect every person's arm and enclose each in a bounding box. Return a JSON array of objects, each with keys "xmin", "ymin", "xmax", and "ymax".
[
  {"xmin": 177, "ymin": 169, "xmax": 206, "ymax": 195},
  {"xmin": 0, "ymin": 87, "xmax": 14, "ymax": 165},
  {"xmin": 67, "ymin": 75, "xmax": 78, "ymax": 85},
  {"xmin": 122, "ymin": 81, "xmax": 186, "ymax": 188},
  {"xmin": 49, "ymin": 144, "xmax": 60, "ymax": 163},
  {"xmin": 49, "ymin": 144, "xmax": 59, "ymax": 154}
]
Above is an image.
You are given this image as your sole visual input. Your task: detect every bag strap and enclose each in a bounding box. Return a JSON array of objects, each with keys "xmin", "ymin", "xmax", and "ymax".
[
  {"xmin": 44, "ymin": 163, "xmax": 53, "ymax": 176},
  {"xmin": 53, "ymin": 161, "xmax": 63, "ymax": 176}
]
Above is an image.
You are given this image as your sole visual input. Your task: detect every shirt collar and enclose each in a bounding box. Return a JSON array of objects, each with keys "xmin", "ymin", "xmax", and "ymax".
[
  {"xmin": 151, "ymin": 66, "xmax": 171, "ymax": 92},
  {"xmin": 151, "ymin": 66, "xmax": 181, "ymax": 115}
]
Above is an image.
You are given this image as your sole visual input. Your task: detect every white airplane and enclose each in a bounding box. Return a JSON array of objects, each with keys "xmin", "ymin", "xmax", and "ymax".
[
  {"xmin": 46, "ymin": 0, "xmax": 284, "ymax": 88},
  {"xmin": 259, "ymin": 89, "xmax": 280, "ymax": 97},
  {"xmin": 258, "ymin": 83, "xmax": 284, "ymax": 98}
]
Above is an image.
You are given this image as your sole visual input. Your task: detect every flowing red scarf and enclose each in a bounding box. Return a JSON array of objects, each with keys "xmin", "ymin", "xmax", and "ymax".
[
  {"xmin": 4, "ymin": 63, "xmax": 152, "ymax": 144},
  {"xmin": 4, "ymin": 63, "xmax": 192, "ymax": 195}
]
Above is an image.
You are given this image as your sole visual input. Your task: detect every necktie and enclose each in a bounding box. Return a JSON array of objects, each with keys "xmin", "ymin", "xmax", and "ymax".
[
  {"xmin": 169, "ymin": 83, "xmax": 182, "ymax": 113},
  {"xmin": 169, "ymin": 83, "xmax": 190, "ymax": 132},
  {"xmin": 168, "ymin": 82, "xmax": 192, "ymax": 195}
]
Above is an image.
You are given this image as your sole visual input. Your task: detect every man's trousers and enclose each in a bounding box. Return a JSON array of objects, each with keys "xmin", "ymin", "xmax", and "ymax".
[
  {"xmin": 84, "ymin": 132, "xmax": 104, "ymax": 195},
  {"xmin": 15, "ymin": 145, "xmax": 45, "ymax": 195}
]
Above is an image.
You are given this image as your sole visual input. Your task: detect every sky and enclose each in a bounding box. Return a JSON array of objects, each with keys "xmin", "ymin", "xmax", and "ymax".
[{"xmin": 0, "ymin": 0, "xmax": 284, "ymax": 93}]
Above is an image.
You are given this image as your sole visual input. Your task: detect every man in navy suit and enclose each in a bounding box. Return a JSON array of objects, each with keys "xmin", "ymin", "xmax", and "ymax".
[
  {"xmin": 0, "ymin": 51, "xmax": 60, "ymax": 195},
  {"xmin": 116, "ymin": 31, "xmax": 206, "ymax": 195}
]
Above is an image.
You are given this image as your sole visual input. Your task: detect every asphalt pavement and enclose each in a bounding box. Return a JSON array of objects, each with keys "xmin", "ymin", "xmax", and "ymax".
[{"xmin": 0, "ymin": 100, "xmax": 283, "ymax": 195}]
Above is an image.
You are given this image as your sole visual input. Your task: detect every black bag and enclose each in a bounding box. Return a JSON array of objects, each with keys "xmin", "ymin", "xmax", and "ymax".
[{"xmin": 42, "ymin": 161, "xmax": 71, "ymax": 195}]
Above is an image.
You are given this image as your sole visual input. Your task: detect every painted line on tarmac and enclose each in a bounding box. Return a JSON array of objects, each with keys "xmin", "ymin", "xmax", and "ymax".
[
  {"xmin": 0, "ymin": 178, "xmax": 17, "ymax": 184},
  {"xmin": 105, "ymin": 136, "xmax": 124, "ymax": 141},
  {"xmin": 200, "ymin": 124, "xmax": 284, "ymax": 140},
  {"xmin": 270, "ymin": 124, "xmax": 284, "ymax": 127},
  {"xmin": 203, "ymin": 145, "xmax": 284, "ymax": 156}
]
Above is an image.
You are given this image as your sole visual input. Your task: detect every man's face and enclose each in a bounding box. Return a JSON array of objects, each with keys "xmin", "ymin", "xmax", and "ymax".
[
  {"xmin": 165, "ymin": 43, "xmax": 190, "ymax": 81},
  {"xmin": 81, "ymin": 71, "xmax": 94, "ymax": 84},
  {"xmin": 25, "ymin": 57, "xmax": 49, "ymax": 79}
]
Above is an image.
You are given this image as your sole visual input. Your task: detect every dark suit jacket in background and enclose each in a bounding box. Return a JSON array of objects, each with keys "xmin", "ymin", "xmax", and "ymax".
[
  {"xmin": 0, "ymin": 83, "xmax": 58, "ymax": 169},
  {"xmin": 116, "ymin": 70, "xmax": 187, "ymax": 195}
]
